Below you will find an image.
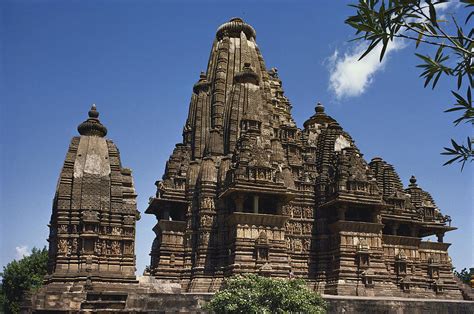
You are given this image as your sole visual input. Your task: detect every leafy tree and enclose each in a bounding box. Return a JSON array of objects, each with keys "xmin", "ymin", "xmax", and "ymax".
[
  {"xmin": 0, "ymin": 247, "xmax": 48, "ymax": 314},
  {"xmin": 454, "ymin": 267, "xmax": 472, "ymax": 284},
  {"xmin": 205, "ymin": 274, "xmax": 327, "ymax": 314},
  {"xmin": 346, "ymin": 0, "xmax": 473, "ymax": 170}
]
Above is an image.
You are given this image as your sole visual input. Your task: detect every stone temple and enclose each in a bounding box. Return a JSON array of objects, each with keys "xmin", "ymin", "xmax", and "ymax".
[
  {"xmin": 29, "ymin": 17, "xmax": 470, "ymax": 313},
  {"xmin": 146, "ymin": 18, "xmax": 461, "ymax": 298},
  {"xmin": 31, "ymin": 106, "xmax": 141, "ymax": 310}
]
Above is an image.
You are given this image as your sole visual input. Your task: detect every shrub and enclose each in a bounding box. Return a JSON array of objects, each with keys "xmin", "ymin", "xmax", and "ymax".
[
  {"xmin": 1, "ymin": 247, "xmax": 48, "ymax": 314},
  {"xmin": 205, "ymin": 274, "xmax": 327, "ymax": 313}
]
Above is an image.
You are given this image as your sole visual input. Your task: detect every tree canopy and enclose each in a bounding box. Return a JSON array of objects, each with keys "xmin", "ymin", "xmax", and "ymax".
[
  {"xmin": 454, "ymin": 267, "xmax": 472, "ymax": 285},
  {"xmin": 0, "ymin": 247, "xmax": 48, "ymax": 314},
  {"xmin": 346, "ymin": 0, "xmax": 473, "ymax": 170},
  {"xmin": 205, "ymin": 274, "xmax": 327, "ymax": 314}
]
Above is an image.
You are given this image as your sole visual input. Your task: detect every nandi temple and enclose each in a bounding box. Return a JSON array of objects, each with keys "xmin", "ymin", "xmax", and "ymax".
[{"xmin": 29, "ymin": 18, "xmax": 472, "ymax": 313}]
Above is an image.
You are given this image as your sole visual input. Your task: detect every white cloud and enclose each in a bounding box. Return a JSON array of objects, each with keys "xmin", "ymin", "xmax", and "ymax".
[
  {"xmin": 328, "ymin": 1, "xmax": 457, "ymax": 99},
  {"xmin": 328, "ymin": 39, "xmax": 405, "ymax": 99},
  {"xmin": 15, "ymin": 245, "xmax": 31, "ymax": 259}
]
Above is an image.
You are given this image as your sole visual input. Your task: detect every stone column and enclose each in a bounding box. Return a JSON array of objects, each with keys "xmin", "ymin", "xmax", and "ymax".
[
  {"xmin": 391, "ymin": 223, "xmax": 399, "ymax": 236},
  {"xmin": 163, "ymin": 208, "xmax": 170, "ymax": 220},
  {"xmin": 234, "ymin": 195, "xmax": 244, "ymax": 212},
  {"xmin": 337, "ymin": 207, "xmax": 346, "ymax": 221},
  {"xmin": 437, "ymin": 232, "xmax": 444, "ymax": 243},
  {"xmin": 253, "ymin": 195, "xmax": 259, "ymax": 214},
  {"xmin": 372, "ymin": 212, "xmax": 381, "ymax": 223},
  {"xmin": 275, "ymin": 201, "xmax": 282, "ymax": 215}
]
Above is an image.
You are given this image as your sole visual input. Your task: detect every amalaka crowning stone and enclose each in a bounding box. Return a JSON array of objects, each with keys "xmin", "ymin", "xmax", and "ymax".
[{"xmin": 77, "ymin": 104, "xmax": 108, "ymax": 137}]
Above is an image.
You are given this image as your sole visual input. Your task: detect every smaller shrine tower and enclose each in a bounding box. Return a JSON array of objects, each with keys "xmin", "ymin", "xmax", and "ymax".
[{"xmin": 32, "ymin": 105, "xmax": 140, "ymax": 311}]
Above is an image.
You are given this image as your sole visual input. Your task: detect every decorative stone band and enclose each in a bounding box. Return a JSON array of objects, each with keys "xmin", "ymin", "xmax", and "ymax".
[
  {"xmin": 227, "ymin": 212, "xmax": 289, "ymax": 228},
  {"xmin": 383, "ymin": 234, "xmax": 421, "ymax": 246},
  {"xmin": 329, "ymin": 221, "xmax": 384, "ymax": 233},
  {"xmin": 158, "ymin": 220, "xmax": 187, "ymax": 232}
]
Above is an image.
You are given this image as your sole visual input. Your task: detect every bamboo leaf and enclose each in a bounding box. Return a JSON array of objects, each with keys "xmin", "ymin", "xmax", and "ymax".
[
  {"xmin": 466, "ymin": 11, "xmax": 473, "ymax": 24},
  {"xmin": 358, "ymin": 38, "xmax": 382, "ymax": 60},
  {"xmin": 427, "ymin": 1, "xmax": 438, "ymax": 27},
  {"xmin": 432, "ymin": 71, "xmax": 442, "ymax": 89},
  {"xmin": 416, "ymin": 32, "xmax": 423, "ymax": 48},
  {"xmin": 380, "ymin": 37, "xmax": 389, "ymax": 61},
  {"xmin": 425, "ymin": 23, "xmax": 437, "ymax": 35}
]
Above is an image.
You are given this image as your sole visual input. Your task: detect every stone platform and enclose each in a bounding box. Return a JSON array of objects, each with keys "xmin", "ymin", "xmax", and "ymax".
[
  {"xmin": 26, "ymin": 287, "xmax": 474, "ymax": 313},
  {"xmin": 324, "ymin": 295, "xmax": 474, "ymax": 314},
  {"xmin": 121, "ymin": 293, "xmax": 474, "ymax": 313},
  {"xmin": 128, "ymin": 294, "xmax": 473, "ymax": 314}
]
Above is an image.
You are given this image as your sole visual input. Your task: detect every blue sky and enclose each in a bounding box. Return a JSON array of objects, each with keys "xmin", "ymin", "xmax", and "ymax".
[{"xmin": 1, "ymin": 0, "xmax": 472, "ymax": 274}]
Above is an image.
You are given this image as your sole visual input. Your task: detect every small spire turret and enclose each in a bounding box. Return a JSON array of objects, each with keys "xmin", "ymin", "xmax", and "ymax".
[
  {"xmin": 193, "ymin": 71, "xmax": 210, "ymax": 93},
  {"xmin": 234, "ymin": 62, "xmax": 259, "ymax": 85},
  {"xmin": 303, "ymin": 101, "xmax": 337, "ymax": 129}
]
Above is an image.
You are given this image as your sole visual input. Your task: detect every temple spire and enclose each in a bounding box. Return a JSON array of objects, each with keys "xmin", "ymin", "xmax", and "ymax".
[{"xmin": 77, "ymin": 104, "xmax": 108, "ymax": 137}]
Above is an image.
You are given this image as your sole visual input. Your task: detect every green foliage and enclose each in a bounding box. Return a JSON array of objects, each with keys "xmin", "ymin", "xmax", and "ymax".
[
  {"xmin": 346, "ymin": 0, "xmax": 473, "ymax": 170},
  {"xmin": 1, "ymin": 247, "xmax": 48, "ymax": 314},
  {"xmin": 205, "ymin": 274, "xmax": 327, "ymax": 314},
  {"xmin": 454, "ymin": 267, "xmax": 472, "ymax": 284}
]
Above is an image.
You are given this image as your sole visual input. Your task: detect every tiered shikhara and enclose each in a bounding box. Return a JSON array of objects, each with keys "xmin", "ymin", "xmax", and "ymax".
[
  {"xmin": 146, "ymin": 18, "xmax": 461, "ymax": 298},
  {"xmin": 46, "ymin": 105, "xmax": 139, "ymax": 286}
]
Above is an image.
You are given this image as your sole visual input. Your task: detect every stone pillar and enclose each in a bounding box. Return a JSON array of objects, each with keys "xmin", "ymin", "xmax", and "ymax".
[
  {"xmin": 337, "ymin": 207, "xmax": 346, "ymax": 221},
  {"xmin": 372, "ymin": 212, "xmax": 381, "ymax": 223},
  {"xmin": 276, "ymin": 201, "xmax": 282, "ymax": 215},
  {"xmin": 391, "ymin": 223, "xmax": 399, "ymax": 236},
  {"xmin": 253, "ymin": 195, "xmax": 259, "ymax": 214},
  {"xmin": 163, "ymin": 208, "xmax": 170, "ymax": 220},
  {"xmin": 234, "ymin": 195, "xmax": 244, "ymax": 212},
  {"xmin": 437, "ymin": 232, "xmax": 444, "ymax": 243}
]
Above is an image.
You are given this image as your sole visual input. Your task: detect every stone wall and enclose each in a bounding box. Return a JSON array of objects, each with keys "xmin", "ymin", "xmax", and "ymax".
[
  {"xmin": 129, "ymin": 294, "xmax": 473, "ymax": 314},
  {"xmin": 27, "ymin": 290, "xmax": 474, "ymax": 313},
  {"xmin": 324, "ymin": 295, "xmax": 474, "ymax": 314}
]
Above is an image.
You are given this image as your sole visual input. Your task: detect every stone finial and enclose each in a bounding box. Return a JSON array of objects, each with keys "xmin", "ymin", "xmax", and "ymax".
[
  {"xmin": 409, "ymin": 175, "xmax": 418, "ymax": 187},
  {"xmin": 315, "ymin": 102, "xmax": 325, "ymax": 113},
  {"xmin": 77, "ymin": 104, "xmax": 108, "ymax": 137},
  {"xmin": 303, "ymin": 101, "xmax": 337, "ymax": 128},
  {"xmin": 88, "ymin": 104, "xmax": 99, "ymax": 118}
]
